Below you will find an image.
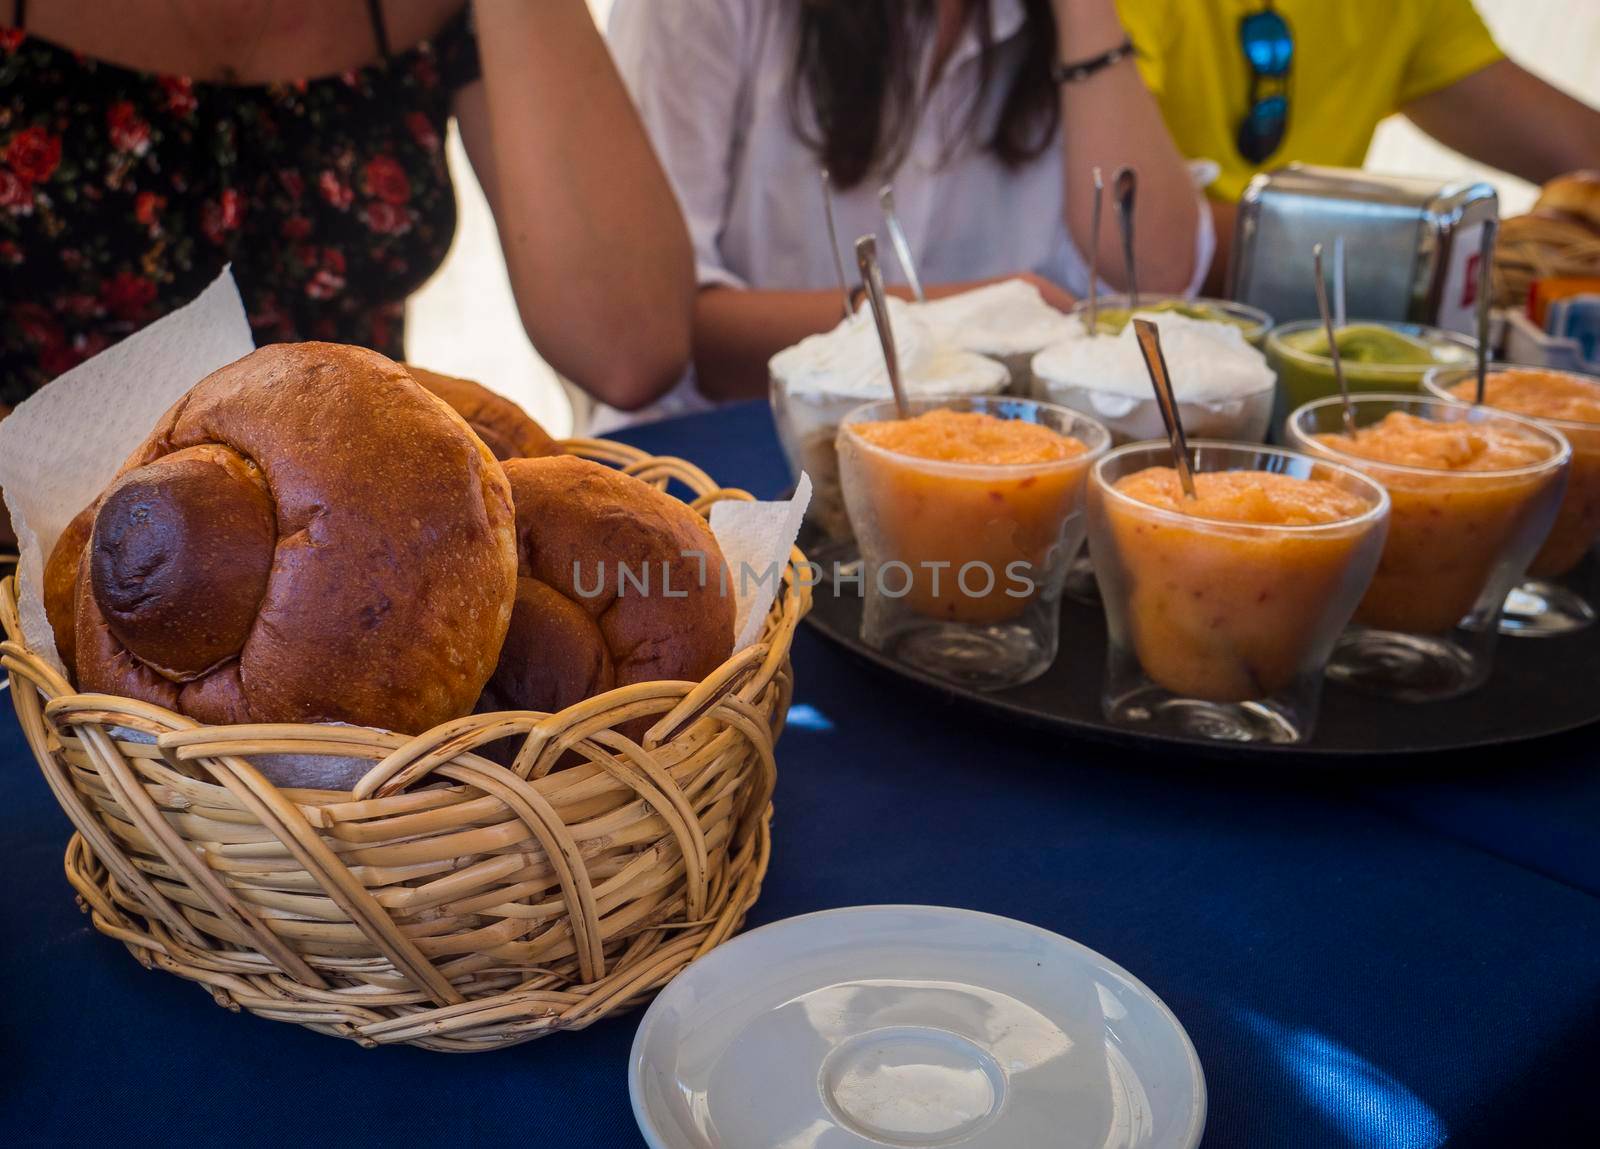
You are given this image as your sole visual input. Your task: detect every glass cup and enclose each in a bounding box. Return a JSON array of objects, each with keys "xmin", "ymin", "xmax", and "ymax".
[
  {"xmin": 771, "ymin": 382, "xmax": 870, "ymax": 548},
  {"xmin": 1072, "ymin": 294, "xmax": 1274, "ymax": 347},
  {"xmin": 837, "ymin": 395, "xmax": 1111, "ymax": 690},
  {"xmin": 1265, "ymin": 319, "xmax": 1477, "ymax": 435},
  {"xmin": 1287, "ymin": 394, "xmax": 1570, "ymax": 701},
  {"xmin": 1425, "ymin": 364, "xmax": 1600, "ymax": 635},
  {"xmin": 770, "ymin": 363, "xmax": 1009, "ymax": 563},
  {"xmin": 1035, "ymin": 314, "xmax": 1278, "ymax": 607},
  {"xmin": 1088, "ymin": 442, "xmax": 1389, "ymax": 745}
]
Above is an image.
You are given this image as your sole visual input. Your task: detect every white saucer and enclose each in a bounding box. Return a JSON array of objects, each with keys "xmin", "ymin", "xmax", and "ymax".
[{"xmin": 630, "ymin": 905, "xmax": 1205, "ymax": 1149}]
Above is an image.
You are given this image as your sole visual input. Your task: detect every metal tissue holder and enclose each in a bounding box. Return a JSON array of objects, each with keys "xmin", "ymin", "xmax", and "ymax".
[{"xmin": 1229, "ymin": 164, "xmax": 1499, "ymax": 334}]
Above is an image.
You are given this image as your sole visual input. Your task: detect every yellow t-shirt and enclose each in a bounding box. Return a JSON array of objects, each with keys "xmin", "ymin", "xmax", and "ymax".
[{"xmin": 1117, "ymin": 0, "xmax": 1505, "ymax": 201}]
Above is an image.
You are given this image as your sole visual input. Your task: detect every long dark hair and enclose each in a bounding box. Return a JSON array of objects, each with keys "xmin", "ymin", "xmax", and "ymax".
[{"xmin": 790, "ymin": 0, "xmax": 1060, "ymax": 190}]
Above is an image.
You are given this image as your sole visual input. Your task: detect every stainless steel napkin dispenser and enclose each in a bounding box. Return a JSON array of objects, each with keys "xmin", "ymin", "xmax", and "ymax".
[{"xmin": 1228, "ymin": 165, "xmax": 1499, "ymax": 334}]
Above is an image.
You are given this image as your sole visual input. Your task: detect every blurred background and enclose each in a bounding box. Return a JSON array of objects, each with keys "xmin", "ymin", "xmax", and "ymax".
[{"xmin": 405, "ymin": 0, "xmax": 1600, "ymax": 436}]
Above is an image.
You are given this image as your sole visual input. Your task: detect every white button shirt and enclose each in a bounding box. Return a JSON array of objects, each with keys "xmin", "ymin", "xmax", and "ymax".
[{"xmin": 599, "ymin": 0, "xmax": 1212, "ymax": 429}]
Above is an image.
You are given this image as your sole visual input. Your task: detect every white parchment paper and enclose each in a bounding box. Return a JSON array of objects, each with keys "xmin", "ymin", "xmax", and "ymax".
[
  {"xmin": 0, "ymin": 268, "xmax": 254, "ymax": 676},
  {"xmin": 712, "ymin": 473, "xmax": 813, "ymax": 652}
]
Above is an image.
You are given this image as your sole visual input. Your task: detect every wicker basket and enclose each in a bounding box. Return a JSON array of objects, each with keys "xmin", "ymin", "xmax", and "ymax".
[
  {"xmin": 1495, "ymin": 214, "xmax": 1600, "ymax": 309},
  {"xmin": 0, "ymin": 439, "xmax": 808, "ymax": 1052}
]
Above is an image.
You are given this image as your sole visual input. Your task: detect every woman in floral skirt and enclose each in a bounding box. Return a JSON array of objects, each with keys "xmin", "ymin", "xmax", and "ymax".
[{"xmin": 0, "ymin": 0, "xmax": 693, "ymax": 411}]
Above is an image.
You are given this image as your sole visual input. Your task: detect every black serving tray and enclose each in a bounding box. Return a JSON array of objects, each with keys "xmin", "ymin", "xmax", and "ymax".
[{"xmin": 802, "ymin": 544, "xmax": 1600, "ymax": 760}]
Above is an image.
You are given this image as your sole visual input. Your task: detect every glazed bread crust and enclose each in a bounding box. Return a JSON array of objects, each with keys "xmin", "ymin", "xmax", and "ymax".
[
  {"xmin": 482, "ymin": 455, "xmax": 734, "ymax": 719},
  {"xmin": 407, "ymin": 365, "xmax": 560, "ymax": 461},
  {"xmin": 73, "ymin": 343, "xmax": 518, "ymax": 733},
  {"xmin": 1533, "ymin": 172, "xmax": 1600, "ymax": 234}
]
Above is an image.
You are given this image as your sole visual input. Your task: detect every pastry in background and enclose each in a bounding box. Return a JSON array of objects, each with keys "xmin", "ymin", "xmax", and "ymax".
[
  {"xmin": 407, "ymin": 365, "xmax": 559, "ymax": 461},
  {"xmin": 69, "ymin": 343, "xmax": 518, "ymax": 734},
  {"xmin": 1496, "ymin": 172, "xmax": 1600, "ymax": 309},
  {"xmin": 482, "ymin": 455, "xmax": 734, "ymax": 725},
  {"xmin": 1534, "ymin": 171, "xmax": 1600, "ymax": 234}
]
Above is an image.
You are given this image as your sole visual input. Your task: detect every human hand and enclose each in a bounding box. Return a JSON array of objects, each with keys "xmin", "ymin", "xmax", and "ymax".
[
  {"xmin": 921, "ymin": 272, "xmax": 1078, "ymax": 313},
  {"xmin": 1011, "ymin": 271, "xmax": 1078, "ymax": 312}
]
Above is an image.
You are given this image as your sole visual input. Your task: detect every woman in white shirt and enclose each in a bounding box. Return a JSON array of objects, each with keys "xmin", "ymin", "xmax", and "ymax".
[{"xmin": 604, "ymin": 0, "xmax": 1210, "ymax": 423}]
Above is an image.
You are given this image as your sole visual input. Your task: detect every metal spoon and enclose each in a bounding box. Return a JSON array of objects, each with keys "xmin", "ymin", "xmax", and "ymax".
[
  {"xmin": 878, "ymin": 184, "xmax": 926, "ymax": 303},
  {"xmin": 1312, "ymin": 242, "xmax": 1358, "ymax": 437},
  {"xmin": 820, "ymin": 168, "xmax": 852, "ymax": 321},
  {"xmin": 1087, "ymin": 166, "xmax": 1105, "ymax": 335},
  {"xmin": 1475, "ymin": 217, "xmax": 1499, "ymax": 405},
  {"xmin": 1332, "ymin": 235, "xmax": 1348, "ymax": 331},
  {"xmin": 856, "ymin": 235, "xmax": 910, "ymax": 418},
  {"xmin": 1112, "ymin": 166, "xmax": 1139, "ymax": 308},
  {"xmin": 1131, "ymin": 318, "xmax": 1197, "ymax": 500}
]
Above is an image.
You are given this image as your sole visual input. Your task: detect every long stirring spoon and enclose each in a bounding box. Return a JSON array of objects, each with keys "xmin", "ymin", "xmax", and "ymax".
[
  {"xmin": 820, "ymin": 168, "xmax": 852, "ymax": 321},
  {"xmin": 1332, "ymin": 235, "xmax": 1348, "ymax": 331},
  {"xmin": 1475, "ymin": 217, "xmax": 1499, "ymax": 405},
  {"xmin": 1087, "ymin": 166, "xmax": 1105, "ymax": 334},
  {"xmin": 1112, "ymin": 167, "xmax": 1139, "ymax": 309},
  {"xmin": 1312, "ymin": 242, "xmax": 1358, "ymax": 437},
  {"xmin": 1131, "ymin": 318, "xmax": 1197, "ymax": 500},
  {"xmin": 878, "ymin": 184, "xmax": 926, "ymax": 303},
  {"xmin": 856, "ymin": 235, "xmax": 910, "ymax": 419}
]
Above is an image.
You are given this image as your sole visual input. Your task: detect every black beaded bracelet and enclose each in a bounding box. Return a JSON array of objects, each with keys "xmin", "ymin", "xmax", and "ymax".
[{"xmin": 1051, "ymin": 38, "xmax": 1136, "ymax": 84}]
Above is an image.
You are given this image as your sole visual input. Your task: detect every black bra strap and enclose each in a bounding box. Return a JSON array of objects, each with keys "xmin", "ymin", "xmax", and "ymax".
[
  {"xmin": 13, "ymin": 0, "xmax": 25, "ymax": 30},
  {"xmin": 366, "ymin": 0, "xmax": 390, "ymax": 59}
]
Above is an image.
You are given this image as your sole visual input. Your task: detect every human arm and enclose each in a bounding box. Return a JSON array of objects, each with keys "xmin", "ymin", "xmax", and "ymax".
[
  {"xmin": 1052, "ymin": 0, "xmax": 1203, "ymax": 294},
  {"xmin": 1202, "ymin": 197, "xmax": 1238, "ymax": 298},
  {"xmin": 455, "ymin": 0, "xmax": 695, "ymax": 411},
  {"xmin": 1402, "ymin": 59, "xmax": 1600, "ymax": 186}
]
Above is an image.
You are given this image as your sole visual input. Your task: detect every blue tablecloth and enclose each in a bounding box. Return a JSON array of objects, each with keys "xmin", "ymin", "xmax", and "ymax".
[{"xmin": 4, "ymin": 401, "xmax": 1598, "ymax": 1148}]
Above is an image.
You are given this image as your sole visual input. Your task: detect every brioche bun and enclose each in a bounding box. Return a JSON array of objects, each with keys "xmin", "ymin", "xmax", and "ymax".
[
  {"xmin": 407, "ymin": 365, "xmax": 560, "ymax": 461},
  {"xmin": 482, "ymin": 455, "xmax": 734, "ymax": 723},
  {"xmin": 1533, "ymin": 172, "xmax": 1600, "ymax": 235},
  {"xmin": 71, "ymin": 343, "xmax": 519, "ymax": 733}
]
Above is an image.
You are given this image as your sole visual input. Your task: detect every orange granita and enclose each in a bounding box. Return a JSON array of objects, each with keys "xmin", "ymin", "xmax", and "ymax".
[
  {"xmin": 850, "ymin": 408, "xmax": 1085, "ymax": 465},
  {"xmin": 1311, "ymin": 411, "xmax": 1566, "ymax": 631},
  {"xmin": 1444, "ymin": 369, "xmax": 1600, "ymax": 575},
  {"xmin": 1113, "ymin": 467, "xmax": 1369, "ymax": 526},
  {"xmin": 840, "ymin": 409, "xmax": 1094, "ymax": 623},
  {"xmin": 1096, "ymin": 465, "xmax": 1384, "ymax": 701},
  {"xmin": 1315, "ymin": 410, "xmax": 1553, "ymax": 472},
  {"xmin": 1449, "ymin": 369, "xmax": 1600, "ymax": 426}
]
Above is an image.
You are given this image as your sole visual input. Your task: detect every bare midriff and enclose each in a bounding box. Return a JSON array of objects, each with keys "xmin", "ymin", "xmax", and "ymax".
[
  {"xmin": 845, "ymin": 410, "xmax": 1091, "ymax": 623},
  {"xmin": 1101, "ymin": 468, "xmax": 1379, "ymax": 702},
  {"xmin": 1315, "ymin": 411, "xmax": 1563, "ymax": 632},
  {"xmin": 1447, "ymin": 370, "xmax": 1600, "ymax": 575}
]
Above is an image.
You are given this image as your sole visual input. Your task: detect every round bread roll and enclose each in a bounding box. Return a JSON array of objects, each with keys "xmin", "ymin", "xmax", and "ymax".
[
  {"xmin": 43, "ymin": 503, "xmax": 94, "ymax": 672},
  {"xmin": 73, "ymin": 342, "xmax": 518, "ymax": 733},
  {"xmin": 481, "ymin": 456, "xmax": 735, "ymax": 721},
  {"xmin": 1533, "ymin": 172, "xmax": 1600, "ymax": 234},
  {"xmin": 407, "ymin": 365, "xmax": 559, "ymax": 461}
]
